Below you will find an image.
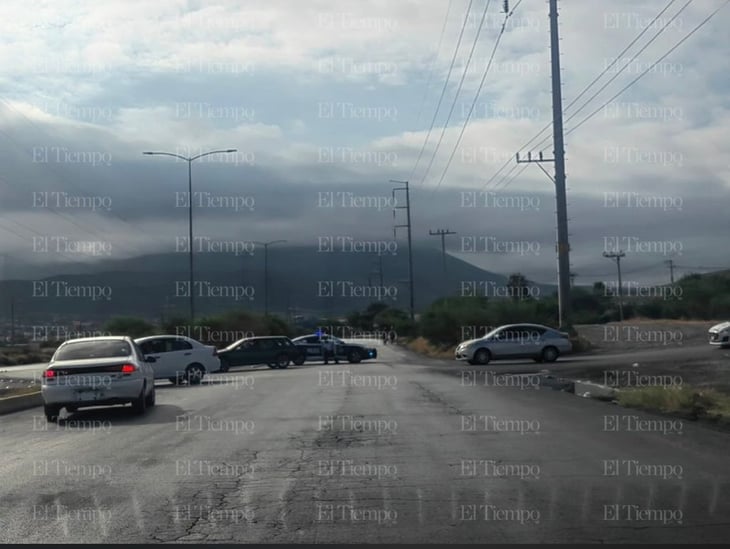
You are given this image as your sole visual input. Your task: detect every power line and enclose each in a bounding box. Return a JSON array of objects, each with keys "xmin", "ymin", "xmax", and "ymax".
[
  {"xmin": 409, "ymin": 0, "xmax": 475, "ymax": 184},
  {"xmin": 419, "ymin": 0, "xmax": 493, "ymax": 188},
  {"xmin": 532, "ymin": 0, "xmax": 688, "ymax": 157},
  {"xmin": 566, "ymin": 0, "xmax": 679, "ymax": 113},
  {"xmin": 520, "ymin": 0, "xmax": 692, "ymax": 179},
  {"xmin": 498, "ymin": 0, "xmax": 723, "ymax": 192},
  {"xmin": 565, "ymin": 0, "xmax": 729, "ymax": 137},
  {"xmin": 433, "ymin": 0, "xmax": 523, "ymax": 192},
  {"xmin": 412, "ymin": 0, "xmax": 454, "ymax": 132},
  {"xmin": 482, "ymin": 0, "xmax": 687, "ymax": 191},
  {"xmin": 544, "ymin": 0, "xmax": 692, "ymax": 150}
]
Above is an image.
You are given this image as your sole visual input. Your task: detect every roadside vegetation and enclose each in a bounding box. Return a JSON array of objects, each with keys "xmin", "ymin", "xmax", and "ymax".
[
  {"xmin": 617, "ymin": 386, "xmax": 730, "ymax": 425},
  {"xmin": 0, "ymin": 385, "xmax": 40, "ymax": 398},
  {"xmin": 4, "ymin": 270, "xmax": 728, "ymax": 362}
]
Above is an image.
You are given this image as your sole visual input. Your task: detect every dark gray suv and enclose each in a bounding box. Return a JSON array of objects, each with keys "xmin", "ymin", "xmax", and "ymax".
[{"xmin": 216, "ymin": 336, "xmax": 304, "ymax": 371}]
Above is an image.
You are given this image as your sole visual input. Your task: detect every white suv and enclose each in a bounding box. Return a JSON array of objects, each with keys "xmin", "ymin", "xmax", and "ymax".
[{"xmin": 135, "ymin": 335, "xmax": 220, "ymax": 385}]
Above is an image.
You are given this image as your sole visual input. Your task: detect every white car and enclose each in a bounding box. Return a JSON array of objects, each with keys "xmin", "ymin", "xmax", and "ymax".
[
  {"xmin": 135, "ymin": 335, "xmax": 220, "ymax": 385},
  {"xmin": 41, "ymin": 336, "xmax": 156, "ymax": 422},
  {"xmin": 455, "ymin": 323, "xmax": 572, "ymax": 365},
  {"xmin": 708, "ymin": 321, "xmax": 730, "ymax": 348}
]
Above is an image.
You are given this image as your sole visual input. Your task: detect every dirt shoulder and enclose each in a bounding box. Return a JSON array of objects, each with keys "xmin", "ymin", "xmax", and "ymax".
[{"xmin": 574, "ymin": 319, "xmax": 718, "ymax": 352}]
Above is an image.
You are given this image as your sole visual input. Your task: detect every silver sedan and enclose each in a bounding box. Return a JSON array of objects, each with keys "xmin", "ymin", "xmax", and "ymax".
[
  {"xmin": 41, "ymin": 336, "xmax": 156, "ymax": 422},
  {"xmin": 455, "ymin": 323, "xmax": 572, "ymax": 365}
]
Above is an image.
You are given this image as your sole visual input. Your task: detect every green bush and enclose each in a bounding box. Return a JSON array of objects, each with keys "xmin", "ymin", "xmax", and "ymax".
[
  {"xmin": 162, "ymin": 310, "xmax": 295, "ymax": 346},
  {"xmin": 104, "ymin": 317, "xmax": 157, "ymax": 338}
]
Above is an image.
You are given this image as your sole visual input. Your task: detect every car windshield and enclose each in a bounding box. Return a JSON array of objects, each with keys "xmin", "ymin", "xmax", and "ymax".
[{"xmin": 54, "ymin": 340, "xmax": 132, "ymax": 361}]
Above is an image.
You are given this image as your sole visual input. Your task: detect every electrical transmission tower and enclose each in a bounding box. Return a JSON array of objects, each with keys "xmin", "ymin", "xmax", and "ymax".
[{"xmin": 391, "ymin": 180, "xmax": 415, "ymax": 321}]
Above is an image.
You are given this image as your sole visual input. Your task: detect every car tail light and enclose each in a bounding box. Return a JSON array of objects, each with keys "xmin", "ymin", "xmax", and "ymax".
[
  {"xmin": 43, "ymin": 369, "xmax": 55, "ymax": 379},
  {"xmin": 121, "ymin": 364, "xmax": 136, "ymax": 374}
]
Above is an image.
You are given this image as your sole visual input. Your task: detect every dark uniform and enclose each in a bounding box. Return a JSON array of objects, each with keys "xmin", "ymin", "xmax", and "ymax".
[{"xmin": 322, "ymin": 336, "xmax": 339, "ymax": 364}]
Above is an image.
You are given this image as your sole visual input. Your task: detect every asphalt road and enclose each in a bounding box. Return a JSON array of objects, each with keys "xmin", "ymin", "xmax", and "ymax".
[{"xmin": 1, "ymin": 343, "xmax": 730, "ymax": 543}]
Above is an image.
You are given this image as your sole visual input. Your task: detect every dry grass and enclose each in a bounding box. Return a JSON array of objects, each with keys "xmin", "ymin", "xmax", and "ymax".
[
  {"xmin": 617, "ymin": 386, "xmax": 730, "ymax": 423},
  {"xmin": 405, "ymin": 337, "xmax": 455, "ymax": 359},
  {"xmin": 0, "ymin": 386, "xmax": 41, "ymax": 398}
]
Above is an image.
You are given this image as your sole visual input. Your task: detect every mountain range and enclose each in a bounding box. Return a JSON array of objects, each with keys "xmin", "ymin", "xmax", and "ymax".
[{"xmin": 0, "ymin": 246, "xmax": 557, "ymax": 322}]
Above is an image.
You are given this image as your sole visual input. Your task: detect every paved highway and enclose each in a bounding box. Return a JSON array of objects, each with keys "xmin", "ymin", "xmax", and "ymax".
[{"xmin": 1, "ymin": 343, "xmax": 729, "ymax": 543}]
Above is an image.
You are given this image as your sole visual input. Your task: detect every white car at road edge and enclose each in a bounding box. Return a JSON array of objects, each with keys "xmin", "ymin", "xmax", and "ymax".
[
  {"xmin": 708, "ymin": 321, "xmax": 730, "ymax": 348},
  {"xmin": 455, "ymin": 323, "xmax": 572, "ymax": 365},
  {"xmin": 135, "ymin": 335, "xmax": 220, "ymax": 384}
]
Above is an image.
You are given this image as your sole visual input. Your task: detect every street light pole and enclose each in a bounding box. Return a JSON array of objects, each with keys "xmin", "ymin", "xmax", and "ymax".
[
  {"xmin": 253, "ymin": 240, "xmax": 287, "ymax": 316},
  {"xmin": 187, "ymin": 159, "xmax": 193, "ymax": 321},
  {"xmin": 143, "ymin": 148, "xmax": 237, "ymax": 323}
]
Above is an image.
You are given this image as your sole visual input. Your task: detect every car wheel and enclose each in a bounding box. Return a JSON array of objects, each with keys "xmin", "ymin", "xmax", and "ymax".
[
  {"xmin": 276, "ymin": 354, "xmax": 290, "ymax": 369},
  {"xmin": 293, "ymin": 354, "xmax": 305, "ymax": 366},
  {"xmin": 65, "ymin": 405, "xmax": 78, "ymax": 414},
  {"xmin": 44, "ymin": 405, "xmax": 60, "ymax": 423},
  {"xmin": 473, "ymin": 348, "xmax": 491, "ymax": 365},
  {"xmin": 145, "ymin": 385, "xmax": 156, "ymax": 407},
  {"xmin": 348, "ymin": 350, "xmax": 362, "ymax": 364},
  {"xmin": 541, "ymin": 346, "xmax": 559, "ymax": 363},
  {"xmin": 131, "ymin": 384, "xmax": 147, "ymax": 415},
  {"xmin": 186, "ymin": 364, "xmax": 205, "ymax": 385}
]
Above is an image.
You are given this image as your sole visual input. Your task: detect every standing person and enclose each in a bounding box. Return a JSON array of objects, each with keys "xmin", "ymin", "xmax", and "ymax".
[
  {"xmin": 332, "ymin": 337, "xmax": 340, "ymax": 364},
  {"xmin": 322, "ymin": 335, "xmax": 338, "ymax": 364}
]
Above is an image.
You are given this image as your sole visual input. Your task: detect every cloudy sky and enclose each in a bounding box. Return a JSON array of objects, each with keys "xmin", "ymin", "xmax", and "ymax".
[{"xmin": 0, "ymin": 0, "xmax": 728, "ymax": 287}]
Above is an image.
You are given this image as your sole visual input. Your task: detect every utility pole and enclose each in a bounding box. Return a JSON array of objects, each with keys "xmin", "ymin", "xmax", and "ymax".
[
  {"xmin": 369, "ymin": 252, "xmax": 384, "ymax": 288},
  {"xmin": 391, "ymin": 180, "xmax": 415, "ymax": 322},
  {"xmin": 665, "ymin": 259, "xmax": 675, "ymax": 284},
  {"xmin": 603, "ymin": 251, "xmax": 625, "ymax": 322},
  {"xmin": 570, "ymin": 272, "xmax": 577, "ymax": 288},
  {"xmin": 515, "ymin": 0, "xmax": 571, "ymax": 330},
  {"xmin": 429, "ymin": 229, "xmax": 457, "ymax": 286},
  {"xmin": 253, "ymin": 240, "xmax": 287, "ymax": 316}
]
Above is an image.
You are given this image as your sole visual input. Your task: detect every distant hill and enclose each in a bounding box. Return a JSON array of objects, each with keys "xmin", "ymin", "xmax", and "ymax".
[{"xmin": 0, "ymin": 246, "xmax": 556, "ymax": 322}]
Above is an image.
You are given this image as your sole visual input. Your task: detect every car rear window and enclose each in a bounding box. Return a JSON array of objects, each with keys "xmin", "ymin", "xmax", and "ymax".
[{"xmin": 54, "ymin": 340, "xmax": 132, "ymax": 361}]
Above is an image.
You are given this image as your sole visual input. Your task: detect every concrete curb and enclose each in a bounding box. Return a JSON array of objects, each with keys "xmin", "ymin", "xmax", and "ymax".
[
  {"xmin": 538, "ymin": 373, "xmax": 619, "ymax": 401},
  {"xmin": 0, "ymin": 391, "xmax": 42, "ymax": 415},
  {"xmin": 571, "ymin": 379, "xmax": 618, "ymax": 401}
]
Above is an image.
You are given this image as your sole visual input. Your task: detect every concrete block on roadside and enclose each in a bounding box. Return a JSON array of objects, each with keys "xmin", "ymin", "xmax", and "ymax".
[{"xmin": 573, "ymin": 380, "xmax": 617, "ymax": 401}]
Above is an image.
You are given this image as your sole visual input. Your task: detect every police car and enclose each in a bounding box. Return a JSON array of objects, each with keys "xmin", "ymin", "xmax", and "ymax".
[{"xmin": 291, "ymin": 333, "xmax": 377, "ymax": 364}]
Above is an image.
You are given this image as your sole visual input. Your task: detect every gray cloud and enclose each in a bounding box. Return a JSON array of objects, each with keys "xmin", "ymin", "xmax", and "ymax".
[{"xmin": 0, "ymin": 0, "xmax": 727, "ymax": 291}]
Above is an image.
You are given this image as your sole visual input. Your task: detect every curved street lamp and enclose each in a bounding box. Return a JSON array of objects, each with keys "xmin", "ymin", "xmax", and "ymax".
[
  {"xmin": 252, "ymin": 240, "xmax": 288, "ymax": 316},
  {"xmin": 143, "ymin": 149, "xmax": 237, "ymax": 322}
]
